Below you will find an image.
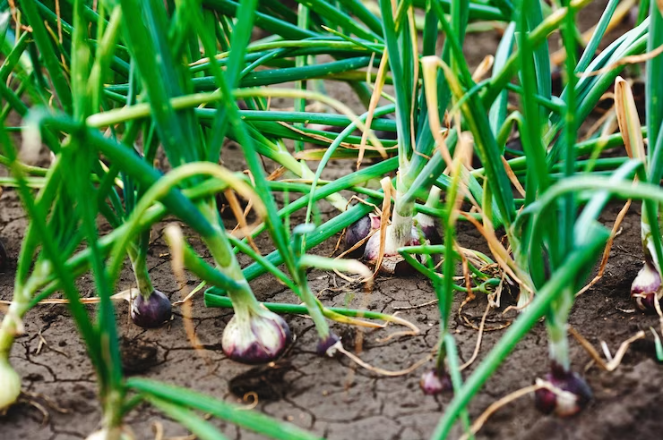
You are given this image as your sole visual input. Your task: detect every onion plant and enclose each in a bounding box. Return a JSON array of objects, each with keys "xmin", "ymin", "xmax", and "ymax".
[
  {"xmin": 626, "ymin": 2, "xmax": 663, "ymax": 313},
  {"xmin": 430, "ymin": 0, "xmax": 631, "ymax": 421},
  {"xmin": 3, "ymin": 0, "xmax": 663, "ymax": 438},
  {"xmin": 411, "ymin": 124, "xmax": 465, "ymax": 395},
  {"xmin": 426, "ymin": 0, "xmax": 654, "ymax": 431},
  {"xmin": 0, "ymin": 1, "xmax": 356, "ymax": 436},
  {"xmin": 108, "ymin": 0, "xmax": 299, "ymax": 364},
  {"xmin": 340, "ymin": 0, "xmax": 457, "ymax": 273},
  {"xmin": 194, "ymin": 0, "xmax": 647, "ymax": 419},
  {"xmin": 2, "ymin": 0, "xmax": 406, "ymax": 363},
  {"xmin": 110, "ymin": 0, "xmax": 655, "ymax": 417}
]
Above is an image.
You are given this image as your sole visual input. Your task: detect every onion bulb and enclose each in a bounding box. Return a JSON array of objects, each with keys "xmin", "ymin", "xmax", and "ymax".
[
  {"xmin": 631, "ymin": 259, "xmax": 662, "ymax": 312},
  {"xmin": 0, "ymin": 358, "xmax": 20, "ymax": 413},
  {"xmin": 534, "ymin": 363, "xmax": 592, "ymax": 416},
  {"xmin": 130, "ymin": 290, "xmax": 172, "ymax": 328},
  {"xmin": 316, "ymin": 333, "xmax": 341, "ymax": 357},
  {"xmin": 222, "ymin": 307, "xmax": 292, "ymax": 364},
  {"xmin": 420, "ymin": 368, "xmax": 452, "ymax": 395},
  {"xmin": 360, "ymin": 212, "xmax": 440, "ymax": 274},
  {"xmin": 344, "ymin": 215, "xmax": 373, "ymax": 256}
]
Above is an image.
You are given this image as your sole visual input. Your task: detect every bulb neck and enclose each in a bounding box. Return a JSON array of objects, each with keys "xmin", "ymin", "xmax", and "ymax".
[
  {"xmin": 128, "ymin": 249, "xmax": 154, "ymax": 299},
  {"xmin": 545, "ymin": 288, "xmax": 574, "ymax": 372},
  {"xmin": 392, "ymin": 210, "xmax": 413, "ymax": 248},
  {"xmin": 227, "ymin": 279, "xmax": 261, "ymax": 314},
  {"xmin": 0, "ymin": 283, "xmax": 32, "ymax": 356},
  {"xmin": 100, "ymin": 389, "xmax": 124, "ymax": 440},
  {"xmin": 198, "ymin": 201, "xmax": 250, "ymax": 282}
]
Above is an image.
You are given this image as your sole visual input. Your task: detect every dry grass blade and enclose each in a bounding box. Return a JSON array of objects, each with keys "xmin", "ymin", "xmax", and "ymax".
[
  {"xmin": 151, "ymin": 421, "xmax": 165, "ymax": 440},
  {"xmin": 614, "ymin": 77, "xmax": 646, "ymax": 162},
  {"xmin": 335, "ymin": 229, "xmax": 378, "ymax": 259},
  {"xmin": 458, "ymin": 245, "xmax": 476, "ymax": 304},
  {"xmin": 471, "ymin": 55, "xmax": 494, "ymax": 82},
  {"xmin": 460, "ymin": 212, "xmax": 525, "ymax": 289},
  {"xmin": 225, "ymin": 189, "xmax": 261, "ymax": 253},
  {"xmin": 391, "ymin": 299, "xmax": 438, "ymax": 310},
  {"xmin": 359, "ymin": 49, "xmax": 390, "ymax": 169},
  {"xmin": 374, "ymin": 311, "xmax": 420, "ymax": 341},
  {"xmin": 336, "ymin": 343, "xmax": 433, "ymax": 376},
  {"xmin": 458, "ymin": 383, "xmax": 548, "ymax": 440},
  {"xmin": 568, "ymin": 325, "xmax": 609, "ymax": 370},
  {"xmin": 172, "ymin": 282, "xmax": 207, "ymax": 307},
  {"xmin": 569, "ymin": 325, "xmax": 645, "ymax": 371},
  {"xmin": 604, "ymin": 331, "xmax": 646, "ymax": 371},
  {"xmin": 21, "ymin": 390, "xmax": 69, "ymax": 414},
  {"xmin": 164, "ymin": 224, "xmax": 208, "ymax": 362},
  {"xmin": 584, "ymin": 44, "xmax": 663, "ymax": 78},
  {"xmin": 0, "ymin": 289, "xmax": 141, "ymax": 306},
  {"xmin": 373, "ymin": 176, "xmax": 393, "ymax": 275},
  {"xmin": 421, "ymin": 56, "xmax": 454, "ymax": 169},
  {"xmin": 318, "ymin": 307, "xmax": 419, "ymax": 335},
  {"xmin": 460, "ymin": 302, "xmax": 491, "ymax": 371},
  {"xmin": 501, "ymin": 156, "xmax": 526, "ymax": 197},
  {"xmin": 317, "ymin": 313, "xmax": 384, "ymax": 329}
]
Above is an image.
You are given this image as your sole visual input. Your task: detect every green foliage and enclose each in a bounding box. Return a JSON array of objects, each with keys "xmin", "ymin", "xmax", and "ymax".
[{"xmin": 0, "ymin": 0, "xmax": 659, "ymax": 438}]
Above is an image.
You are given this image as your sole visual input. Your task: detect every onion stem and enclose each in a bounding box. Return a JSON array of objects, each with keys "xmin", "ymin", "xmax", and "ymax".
[{"xmin": 127, "ymin": 245, "xmax": 154, "ymax": 299}]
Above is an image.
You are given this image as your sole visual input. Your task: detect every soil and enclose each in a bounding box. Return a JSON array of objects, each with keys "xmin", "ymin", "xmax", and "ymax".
[
  {"xmin": 3, "ymin": 2, "xmax": 663, "ymax": 439},
  {"xmin": 1, "ymin": 168, "xmax": 663, "ymax": 440}
]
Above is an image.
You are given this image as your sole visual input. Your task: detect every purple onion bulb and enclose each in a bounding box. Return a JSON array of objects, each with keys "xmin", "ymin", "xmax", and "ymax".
[
  {"xmin": 420, "ymin": 368, "xmax": 452, "ymax": 395},
  {"xmin": 534, "ymin": 363, "xmax": 592, "ymax": 416},
  {"xmin": 222, "ymin": 309, "xmax": 292, "ymax": 364},
  {"xmin": 345, "ymin": 215, "xmax": 372, "ymax": 252},
  {"xmin": 357, "ymin": 212, "xmax": 440, "ymax": 274},
  {"xmin": 363, "ymin": 223, "xmax": 423, "ymax": 274},
  {"xmin": 131, "ymin": 290, "xmax": 172, "ymax": 328},
  {"xmin": 414, "ymin": 213, "xmax": 442, "ymax": 245},
  {"xmin": 316, "ymin": 332, "xmax": 341, "ymax": 357}
]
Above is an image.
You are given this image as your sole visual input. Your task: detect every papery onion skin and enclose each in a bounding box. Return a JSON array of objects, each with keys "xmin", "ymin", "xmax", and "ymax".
[
  {"xmin": 534, "ymin": 363, "xmax": 592, "ymax": 417},
  {"xmin": 363, "ymin": 225, "xmax": 422, "ymax": 274},
  {"xmin": 420, "ymin": 369, "xmax": 452, "ymax": 395},
  {"xmin": 222, "ymin": 311, "xmax": 292, "ymax": 365},
  {"xmin": 359, "ymin": 211, "xmax": 441, "ymax": 274},
  {"xmin": 631, "ymin": 260, "xmax": 662, "ymax": 312},
  {"xmin": 130, "ymin": 290, "xmax": 172, "ymax": 329}
]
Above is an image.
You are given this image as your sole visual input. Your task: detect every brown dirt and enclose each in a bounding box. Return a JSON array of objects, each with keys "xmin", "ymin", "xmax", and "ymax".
[
  {"xmin": 3, "ymin": 3, "xmax": 662, "ymax": 439},
  {"xmin": 1, "ymin": 176, "xmax": 663, "ymax": 440}
]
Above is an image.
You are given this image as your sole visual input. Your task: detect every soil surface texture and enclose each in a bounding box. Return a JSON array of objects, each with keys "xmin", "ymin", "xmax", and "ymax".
[
  {"xmin": 3, "ymin": 2, "xmax": 662, "ymax": 439},
  {"xmin": 1, "ymin": 176, "xmax": 662, "ymax": 440}
]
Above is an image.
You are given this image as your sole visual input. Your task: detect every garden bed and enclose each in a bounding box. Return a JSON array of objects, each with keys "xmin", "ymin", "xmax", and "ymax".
[
  {"xmin": 1, "ymin": 185, "xmax": 661, "ymax": 440},
  {"xmin": 2, "ymin": 0, "xmax": 663, "ymax": 438}
]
